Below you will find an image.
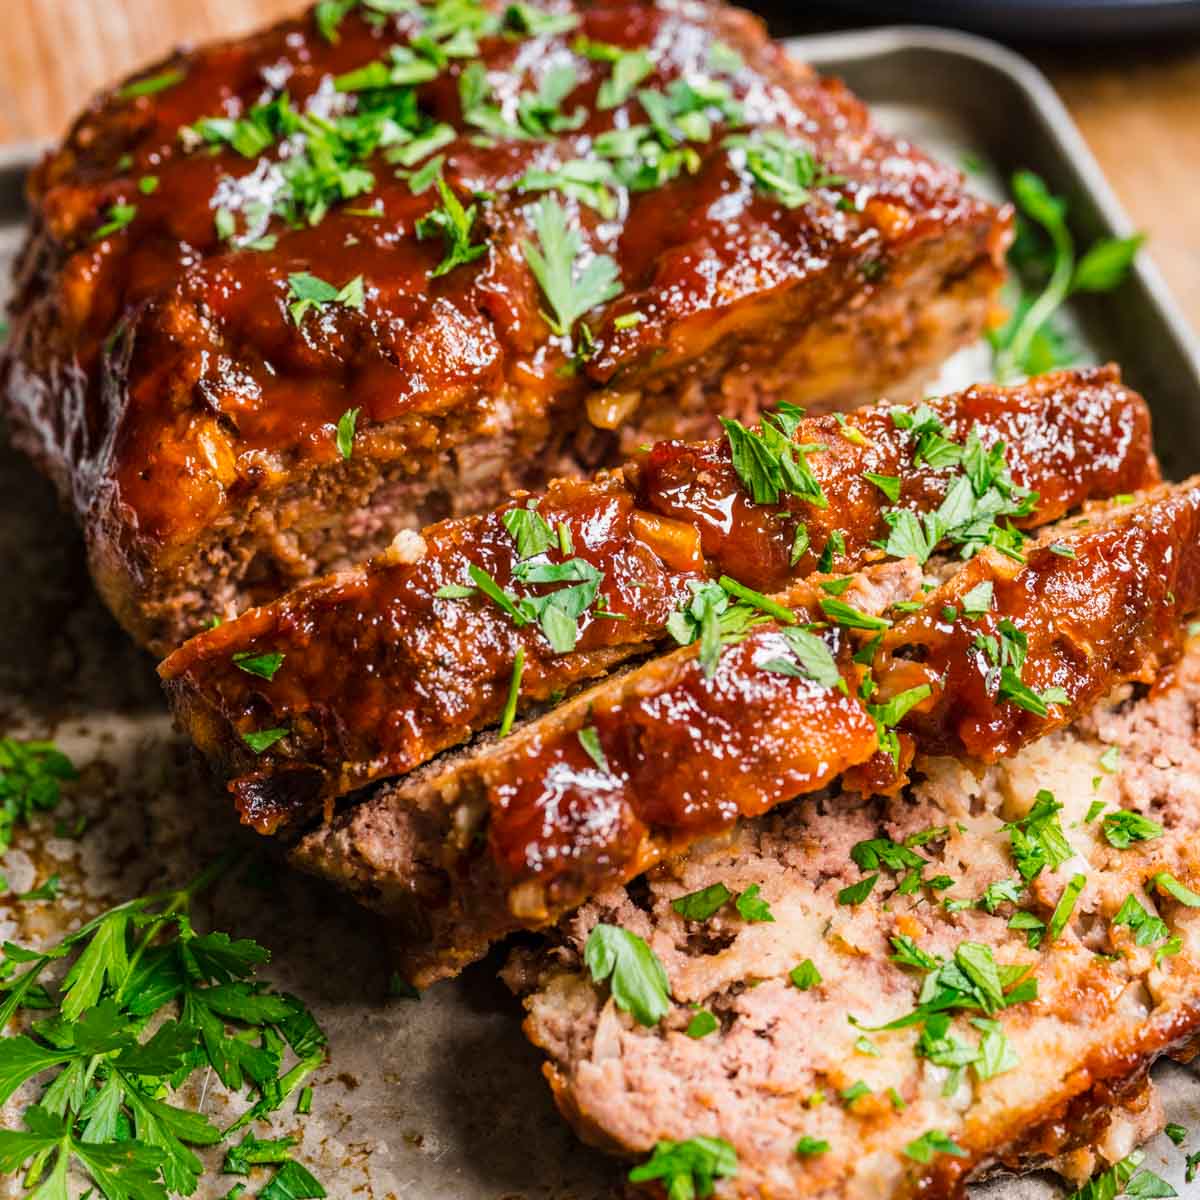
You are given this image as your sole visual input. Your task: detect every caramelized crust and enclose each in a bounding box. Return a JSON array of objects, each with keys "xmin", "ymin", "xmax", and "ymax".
[
  {"xmin": 292, "ymin": 480, "xmax": 1200, "ymax": 984},
  {"xmin": 159, "ymin": 368, "xmax": 1157, "ymax": 833},
  {"xmin": 1, "ymin": 0, "xmax": 1008, "ymax": 653}
]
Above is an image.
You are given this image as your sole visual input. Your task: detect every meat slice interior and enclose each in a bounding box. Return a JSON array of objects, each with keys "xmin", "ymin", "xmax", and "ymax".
[
  {"xmin": 292, "ymin": 478, "xmax": 1200, "ymax": 985},
  {"xmin": 160, "ymin": 366, "xmax": 1157, "ymax": 834},
  {"xmin": 508, "ymin": 634, "xmax": 1200, "ymax": 1200}
]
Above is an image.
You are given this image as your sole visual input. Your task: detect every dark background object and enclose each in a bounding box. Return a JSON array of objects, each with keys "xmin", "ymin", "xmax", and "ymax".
[{"xmin": 771, "ymin": 0, "xmax": 1200, "ymax": 39}]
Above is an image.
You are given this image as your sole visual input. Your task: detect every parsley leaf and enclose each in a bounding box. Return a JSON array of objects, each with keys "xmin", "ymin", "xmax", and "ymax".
[
  {"xmin": 671, "ymin": 883, "xmax": 731, "ymax": 922},
  {"xmin": 522, "ymin": 196, "xmax": 622, "ymax": 349},
  {"xmin": 583, "ymin": 924, "xmax": 671, "ymax": 1027},
  {"xmin": 576, "ymin": 726, "xmax": 609, "ymax": 773},
  {"xmin": 1047, "ymin": 873, "xmax": 1086, "ymax": 942},
  {"xmin": 759, "ymin": 627, "xmax": 841, "ymax": 690},
  {"xmin": 789, "ymin": 960, "xmax": 822, "ymax": 990},
  {"xmin": 904, "ymin": 1130, "xmax": 967, "ymax": 1163},
  {"xmin": 734, "ymin": 884, "xmax": 774, "ymax": 924},
  {"xmin": 0, "ymin": 738, "xmax": 76, "ymax": 856},
  {"xmin": 1003, "ymin": 790, "xmax": 1073, "ymax": 880},
  {"xmin": 720, "ymin": 410, "xmax": 826, "ymax": 508},
  {"xmin": 94, "ymin": 203, "xmax": 138, "ymax": 240},
  {"xmin": 286, "ymin": 272, "xmax": 364, "ymax": 325},
  {"xmin": 629, "ymin": 1137, "xmax": 738, "ymax": 1199},
  {"xmin": 335, "ymin": 407, "xmax": 360, "ymax": 460},
  {"xmin": 1102, "ymin": 809, "xmax": 1163, "ymax": 849},
  {"xmin": 415, "ymin": 175, "xmax": 488, "ymax": 277},
  {"xmin": 241, "ymin": 728, "xmax": 289, "ymax": 754}
]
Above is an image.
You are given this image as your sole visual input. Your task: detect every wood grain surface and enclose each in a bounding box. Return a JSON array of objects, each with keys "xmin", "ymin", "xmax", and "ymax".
[{"xmin": 0, "ymin": 1, "xmax": 1197, "ymax": 330}]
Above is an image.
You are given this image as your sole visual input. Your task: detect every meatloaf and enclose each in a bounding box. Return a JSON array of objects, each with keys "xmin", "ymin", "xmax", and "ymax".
[
  {"xmin": 508, "ymin": 633, "xmax": 1200, "ymax": 1199},
  {"xmin": 292, "ymin": 479, "xmax": 1200, "ymax": 985},
  {"xmin": 0, "ymin": 0, "xmax": 1009, "ymax": 655},
  {"xmin": 160, "ymin": 367, "xmax": 1156, "ymax": 833}
]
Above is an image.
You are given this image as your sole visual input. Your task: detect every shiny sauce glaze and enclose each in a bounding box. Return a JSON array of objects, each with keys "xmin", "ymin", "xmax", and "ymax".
[
  {"xmin": 157, "ymin": 368, "xmax": 1158, "ymax": 831},
  {"xmin": 881, "ymin": 478, "xmax": 1200, "ymax": 763},
  {"xmin": 3, "ymin": 0, "xmax": 1000, "ymax": 568},
  {"xmin": 457, "ymin": 481, "xmax": 1200, "ymax": 921}
]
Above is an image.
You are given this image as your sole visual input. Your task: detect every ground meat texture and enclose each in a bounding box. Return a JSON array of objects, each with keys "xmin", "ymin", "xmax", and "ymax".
[
  {"xmin": 0, "ymin": 0, "xmax": 1009, "ymax": 656},
  {"xmin": 289, "ymin": 480, "xmax": 1200, "ymax": 986},
  {"xmin": 509, "ymin": 637, "xmax": 1200, "ymax": 1200},
  {"xmin": 159, "ymin": 368, "xmax": 1157, "ymax": 833}
]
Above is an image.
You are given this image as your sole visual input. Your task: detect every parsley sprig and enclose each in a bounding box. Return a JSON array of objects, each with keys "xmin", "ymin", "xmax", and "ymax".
[
  {"xmin": 0, "ymin": 738, "xmax": 77, "ymax": 857},
  {"xmin": 522, "ymin": 196, "xmax": 621, "ymax": 353},
  {"xmin": 0, "ymin": 855, "xmax": 327, "ymax": 1200}
]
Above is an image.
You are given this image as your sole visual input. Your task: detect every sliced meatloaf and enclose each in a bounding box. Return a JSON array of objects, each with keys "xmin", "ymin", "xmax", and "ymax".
[
  {"xmin": 0, "ymin": 0, "xmax": 1010, "ymax": 655},
  {"xmin": 160, "ymin": 367, "xmax": 1156, "ymax": 833},
  {"xmin": 509, "ymin": 634, "xmax": 1200, "ymax": 1199},
  {"xmin": 292, "ymin": 479, "xmax": 1200, "ymax": 985}
]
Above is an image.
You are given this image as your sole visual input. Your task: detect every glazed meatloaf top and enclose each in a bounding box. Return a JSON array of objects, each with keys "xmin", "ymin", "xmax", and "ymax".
[
  {"xmin": 1, "ymin": 0, "xmax": 1007, "ymax": 652},
  {"xmin": 159, "ymin": 367, "xmax": 1157, "ymax": 833},
  {"xmin": 509, "ymin": 635, "xmax": 1200, "ymax": 1199}
]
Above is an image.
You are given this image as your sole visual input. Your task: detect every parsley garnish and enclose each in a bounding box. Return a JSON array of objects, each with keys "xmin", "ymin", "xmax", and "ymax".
[
  {"xmin": 734, "ymin": 884, "xmax": 774, "ymax": 924},
  {"xmin": 93, "ymin": 203, "xmax": 137, "ymax": 240},
  {"xmin": 517, "ymin": 159, "xmax": 618, "ymax": 218},
  {"xmin": 725, "ymin": 129, "xmax": 844, "ymax": 208},
  {"xmin": 501, "ymin": 502, "xmax": 555, "ymax": 559},
  {"xmin": 629, "ymin": 1137, "xmax": 738, "ymax": 1198},
  {"xmin": 1069, "ymin": 1150, "xmax": 1176, "ymax": 1200},
  {"xmin": 1102, "ymin": 809, "xmax": 1163, "ymax": 849},
  {"xmin": 415, "ymin": 175, "xmax": 488, "ymax": 277},
  {"xmin": 583, "ymin": 924, "xmax": 671, "ymax": 1027},
  {"xmin": 717, "ymin": 576, "xmax": 794, "ymax": 624},
  {"xmin": 0, "ymin": 856, "xmax": 327, "ymax": 1199},
  {"xmin": 904, "ymin": 1130, "xmax": 967, "ymax": 1164},
  {"xmin": 0, "ymin": 738, "xmax": 76, "ymax": 856},
  {"xmin": 286, "ymin": 272, "xmax": 364, "ymax": 325},
  {"xmin": 837, "ymin": 875, "xmax": 877, "ymax": 906},
  {"xmin": 1047, "ymin": 873, "xmax": 1086, "ymax": 942},
  {"xmin": 577, "ymin": 725, "xmax": 609, "ymax": 773},
  {"xmin": 720, "ymin": 408, "xmax": 826, "ymax": 508},
  {"xmin": 789, "ymin": 960, "xmax": 821, "ymax": 990},
  {"xmin": 758, "ymin": 627, "xmax": 842, "ymax": 690},
  {"xmin": 1003, "ymin": 790, "xmax": 1073, "ymax": 880},
  {"xmin": 820, "ymin": 598, "xmax": 890, "ymax": 631},
  {"xmin": 685, "ymin": 1009, "xmax": 718, "ymax": 1039},
  {"xmin": 522, "ymin": 196, "xmax": 621, "ymax": 351},
  {"xmin": 863, "ymin": 472, "xmax": 901, "ymax": 502},
  {"xmin": 241, "ymin": 727, "xmax": 289, "ymax": 754},
  {"xmin": 232, "ymin": 650, "xmax": 285, "ymax": 681},
  {"xmin": 795, "ymin": 1136, "xmax": 829, "ymax": 1157},
  {"xmin": 499, "ymin": 646, "xmax": 524, "ymax": 737},
  {"xmin": 118, "ymin": 68, "xmax": 185, "ymax": 99},
  {"xmin": 672, "ymin": 883, "xmax": 732, "ymax": 921},
  {"xmin": 335, "ymin": 407, "xmax": 360, "ymax": 460},
  {"xmin": 502, "ymin": 3, "xmax": 579, "ymax": 36},
  {"xmin": 1153, "ymin": 872, "xmax": 1200, "ymax": 907}
]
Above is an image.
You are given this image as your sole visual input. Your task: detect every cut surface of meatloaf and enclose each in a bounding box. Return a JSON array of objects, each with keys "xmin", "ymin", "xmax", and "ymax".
[
  {"xmin": 159, "ymin": 366, "xmax": 1157, "ymax": 833},
  {"xmin": 0, "ymin": 0, "xmax": 1010, "ymax": 655},
  {"xmin": 508, "ymin": 634, "xmax": 1200, "ymax": 1200},
  {"xmin": 291, "ymin": 478, "xmax": 1200, "ymax": 985}
]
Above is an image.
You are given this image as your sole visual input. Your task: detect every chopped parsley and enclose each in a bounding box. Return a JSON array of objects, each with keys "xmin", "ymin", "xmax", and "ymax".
[
  {"xmin": 758, "ymin": 626, "xmax": 843, "ymax": 691},
  {"xmin": 734, "ymin": 884, "xmax": 774, "ymax": 924},
  {"xmin": 685, "ymin": 1009, "xmax": 718, "ymax": 1039},
  {"xmin": 904, "ymin": 1130, "xmax": 967, "ymax": 1164},
  {"xmin": 1102, "ymin": 809, "xmax": 1163, "ymax": 849},
  {"xmin": 1153, "ymin": 872, "xmax": 1200, "ymax": 907},
  {"xmin": 577, "ymin": 725, "xmax": 609, "ymax": 773},
  {"xmin": 415, "ymin": 174, "xmax": 488, "ymax": 276},
  {"xmin": 584, "ymin": 924, "xmax": 670, "ymax": 1027},
  {"xmin": 1003, "ymin": 790, "xmax": 1073, "ymax": 881},
  {"xmin": 961, "ymin": 581, "xmax": 994, "ymax": 617},
  {"xmin": 819, "ymin": 598, "xmax": 890, "ymax": 631},
  {"xmin": 286, "ymin": 272, "xmax": 364, "ymax": 325},
  {"xmin": 717, "ymin": 576, "xmax": 795, "ymax": 624},
  {"xmin": 1111, "ymin": 894, "xmax": 1173, "ymax": 959},
  {"xmin": 0, "ymin": 738, "xmax": 76, "ymax": 857},
  {"xmin": 522, "ymin": 196, "xmax": 621, "ymax": 353},
  {"xmin": 1068, "ymin": 1150, "xmax": 1176, "ymax": 1200},
  {"xmin": 118, "ymin": 68, "xmax": 185, "ymax": 99},
  {"xmin": 629, "ymin": 1137, "xmax": 738, "ymax": 1198},
  {"xmin": 837, "ymin": 875, "xmax": 878, "ymax": 906},
  {"xmin": 1046, "ymin": 873, "xmax": 1086, "ymax": 942},
  {"xmin": 336, "ymin": 406, "xmax": 360, "ymax": 460},
  {"xmin": 790, "ymin": 960, "xmax": 822, "ymax": 990},
  {"xmin": 720, "ymin": 406, "xmax": 826, "ymax": 508},
  {"xmin": 672, "ymin": 883, "xmax": 732, "ymax": 921},
  {"xmin": 516, "ymin": 158, "xmax": 618, "ymax": 217},
  {"xmin": 726, "ymin": 128, "xmax": 844, "ymax": 209},
  {"xmin": 232, "ymin": 650, "xmax": 285, "ymax": 681},
  {"xmin": 863, "ymin": 471, "xmax": 901, "ymax": 502},
  {"xmin": 241, "ymin": 727, "xmax": 289, "ymax": 754},
  {"xmin": 795, "ymin": 1135, "xmax": 829, "ymax": 1157},
  {"xmin": 501, "ymin": 501, "xmax": 556, "ymax": 559},
  {"xmin": 93, "ymin": 202, "xmax": 137, "ymax": 240},
  {"xmin": 499, "ymin": 646, "xmax": 524, "ymax": 737}
]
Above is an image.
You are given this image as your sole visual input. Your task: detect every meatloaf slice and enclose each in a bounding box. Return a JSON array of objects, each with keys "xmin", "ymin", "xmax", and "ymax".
[
  {"xmin": 291, "ymin": 479, "xmax": 1200, "ymax": 985},
  {"xmin": 1, "ymin": 0, "xmax": 1009, "ymax": 655},
  {"xmin": 160, "ymin": 367, "xmax": 1156, "ymax": 833},
  {"xmin": 509, "ymin": 634, "xmax": 1200, "ymax": 1200}
]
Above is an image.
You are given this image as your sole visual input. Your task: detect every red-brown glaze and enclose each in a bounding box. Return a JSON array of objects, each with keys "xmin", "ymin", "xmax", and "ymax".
[
  {"xmin": 634, "ymin": 363, "xmax": 1158, "ymax": 590},
  {"xmin": 158, "ymin": 369, "xmax": 1157, "ymax": 832},
  {"xmin": 291, "ymin": 481, "xmax": 1200, "ymax": 962},
  {"xmin": 882, "ymin": 478, "xmax": 1200, "ymax": 763},
  {"xmin": 2, "ymin": 0, "xmax": 1007, "ymax": 650}
]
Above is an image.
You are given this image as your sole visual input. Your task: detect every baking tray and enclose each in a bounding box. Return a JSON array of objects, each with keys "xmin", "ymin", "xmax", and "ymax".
[{"xmin": 2, "ymin": 26, "xmax": 1200, "ymax": 1200}]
